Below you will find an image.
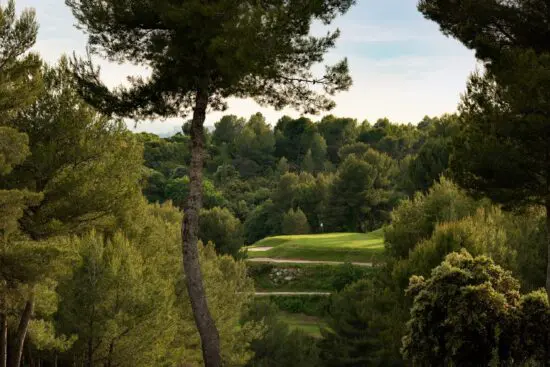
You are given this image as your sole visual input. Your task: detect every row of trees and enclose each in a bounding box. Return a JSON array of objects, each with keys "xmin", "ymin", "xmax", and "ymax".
[
  {"xmin": 0, "ymin": 3, "xmax": 263, "ymax": 366},
  {"xmin": 319, "ymin": 179, "xmax": 549, "ymax": 366},
  {"xmin": 318, "ymin": 0, "xmax": 550, "ymax": 365},
  {"xmin": 140, "ymin": 112, "xmax": 459, "ymax": 252}
]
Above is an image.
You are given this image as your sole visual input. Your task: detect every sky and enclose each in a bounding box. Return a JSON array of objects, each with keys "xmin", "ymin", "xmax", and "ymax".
[{"xmin": 18, "ymin": 0, "xmax": 478, "ymax": 136}]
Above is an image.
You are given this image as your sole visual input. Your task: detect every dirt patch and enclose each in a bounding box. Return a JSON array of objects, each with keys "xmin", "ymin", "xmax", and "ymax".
[{"xmin": 247, "ymin": 247, "xmax": 274, "ymax": 252}]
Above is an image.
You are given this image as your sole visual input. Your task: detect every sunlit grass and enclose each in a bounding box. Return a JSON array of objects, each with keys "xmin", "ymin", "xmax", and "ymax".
[{"xmin": 246, "ymin": 229, "xmax": 385, "ymax": 263}]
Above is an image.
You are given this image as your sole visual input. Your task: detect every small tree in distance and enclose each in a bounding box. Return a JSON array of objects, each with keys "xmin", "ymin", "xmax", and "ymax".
[
  {"xmin": 65, "ymin": 1, "xmax": 356, "ymax": 365},
  {"xmin": 282, "ymin": 208, "xmax": 311, "ymax": 235}
]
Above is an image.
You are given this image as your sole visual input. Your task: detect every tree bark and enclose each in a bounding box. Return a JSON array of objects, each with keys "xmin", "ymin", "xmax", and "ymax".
[
  {"xmin": 182, "ymin": 88, "xmax": 221, "ymax": 367},
  {"xmin": 9, "ymin": 293, "xmax": 34, "ymax": 367},
  {"xmin": 1, "ymin": 312, "xmax": 7, "ymax": 367},
  {"xmin": 546, "ymin": 200, "xmax": 550, "ymax": 300}
]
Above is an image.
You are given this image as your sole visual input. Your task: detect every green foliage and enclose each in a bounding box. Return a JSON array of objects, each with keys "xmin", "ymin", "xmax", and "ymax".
[
  {"xmin": 317, "ymin": 115, "xmax": 358, "ymax": 164},
  {"xmin": 384, "ymin": 177, "xmax": 478, "ymax": 259},
  {"xmin": 358, "ymin": 119, "xmax": 421, "ymax": 160},
  {"xmin": 331, "ymin": 262, "xmax": 368, "ymax": 291},
  {"xmin": 0, "ymin": 127, "xmax": 30, "ymax": 175},
  {"xmin": 139, "ymin": 132, "xmax": 189, "ymax": 178},
  {"xmin": 199, "ymin": 206, "xmax": 244, "ymax": 257},
  {"xmin": 164, "ymin": 175, "xmax": 226, "ymax": 209},
  {"xmin": 56, "ymin": 230, "xmax": 178, "ymax": 367},
  {"xmin": 244, "ymin": 200, "xmax": 282, "ymax": 244},
  {"xmin": 402, "ymin": 250, "xmax": 550, "ymax": 366},
  {"xmin": 247, "ymin": 263, "xmax": 375, "ymax": 292},
  {"xmin": 320, "ymin": 277, "xmax": 406, "ymax": 366},
  {"xmin": 2, "ymin": 59, "xmax": 144, "ymax": 239},
  {"xmin": 268, "ymin": 296, "xmax": 329, "ymax": 317},
  {"xmin": 325, "ymin": 151, "xmax": 397, "ymax": 232},
  {"xmin": 241, "ymin": 301, "xmax": 320, "ymax": 367},
  {"xmin": 234, "ymin": 114, "xmax": 277, "ymax": 178},
  {"xmin": 0, "ymin": 0, "xmax": 42, "ymax": 117},
  {"xmin": 275, "ymin": 117, "xmax": 317, "ymax": 166},
  {"xmin": 420, "ymin": 0, "xmax": 550, "ymax": 297},
  {"xmin": 450, "ymin": 62, "xmax": 550, "ymax": 209},
  {"xmin": 140, "ymin": 110, "xmax": 462, "ymax": 243},
  {"xmin": 418, "ymin": 0, "xmax": 549, "ymax": 66},
  {"xmin": 405, "ymin": 115, "xmax": 458, "ymax": 193},
  {"xmin": 281, "ymin": 208, "xmax": 311, "ymax": 235},
  {"xmin": 212, "ymin": 115, "xmax": 245, "ymax": 149},
  {"xmin": 275, "ymin": 157, "xmax": 290, "ymax": 176},
  {"xmin": 56, "ymin": 202, "xmax": 259, "ymax": 366},
  {"xmin": 67, "ymin": 0, "xmax": 355, "ymax": 117},
  {"xmin": 516, "ymin": 290, "xmax": 550, "ymax": 365},
  {"xmin": 396, "ymin": 206, "xmax": 547, "ymax": 291}
]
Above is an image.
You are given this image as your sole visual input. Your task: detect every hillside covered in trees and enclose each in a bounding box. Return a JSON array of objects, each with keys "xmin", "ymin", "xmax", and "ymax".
[
  {"xmin": 2, "ymin": 0, "xmax": 550, "ymax": 366},
  {"xmin": 140, "ymin": 112, "xmax": 457, "ymax": 252}
]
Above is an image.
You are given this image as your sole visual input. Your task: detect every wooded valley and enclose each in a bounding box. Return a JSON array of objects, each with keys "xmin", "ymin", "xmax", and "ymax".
[{"xmin": 2, "ymin": 0, "xmax": 550, "ymax": 366}]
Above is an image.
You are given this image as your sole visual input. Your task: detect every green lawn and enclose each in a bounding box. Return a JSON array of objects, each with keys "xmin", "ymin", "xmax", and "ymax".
[
  {"xmin": 279, "ymin": 312, "xmax": 327, "ymax": 338},
  {"xmin": 246, "ymin": 229, "xmax": 385, "ymax": 263}
]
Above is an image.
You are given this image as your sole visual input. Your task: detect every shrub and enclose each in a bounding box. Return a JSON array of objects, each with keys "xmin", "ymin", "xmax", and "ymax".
[
  {"xmin": 384, "ymin": 177, "xmax": 478, "ymax": 259},
  {"xmin": 268, "ymin": 295, "xmax": 329, "ymax": 317},
  {"xmin": 199, "ymin": 206, "xmax": 244, "ymax": 257},
  {"xmin": 244, "ymin": 200, "xmax": 282, "ymax": 244},
  {"xmin": 320, "ymin": 277, "xmax": 406, "ymax": 366},
  {"xmin": 516, "ymin": 290, "xmax": 550, "ymax": 365},
  {"xmin": 395, "ymin": 206, "xmax": 547, "ymax": 291},
  {"xmin": 281, "ymin": 207, "xmax": 310, "ymax": 235},
  {"xmin": 330, "ymin": 262, "xmax": 367, "ymax": 291},
  {"xmin": 402, "ymin": 250, "xmax": 535, "ymax": 366}
]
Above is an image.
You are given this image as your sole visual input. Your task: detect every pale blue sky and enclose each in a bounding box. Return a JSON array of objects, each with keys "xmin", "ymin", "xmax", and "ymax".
[{"xmin": 18, "ymin": 0, "xmax": 478, "ymax": 135}]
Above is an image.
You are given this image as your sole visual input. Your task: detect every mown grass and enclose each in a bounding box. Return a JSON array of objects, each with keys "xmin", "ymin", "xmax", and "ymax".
[
  {"xmin": 247, "ymin": 229, "xmax": 385, "ymax": 263},
  {"xmin": 279, "ymin": 312, "xmax": 327, "ymax": 338}
]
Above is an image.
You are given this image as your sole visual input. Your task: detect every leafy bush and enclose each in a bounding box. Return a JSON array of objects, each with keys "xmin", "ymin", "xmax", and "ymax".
[
  {"xmin": 244, "ymin": 200, "xmax": 282, "ymax": 244},
  {"xmin": 384, "ymin": 177, "xmax": 478, "ymax": 259},
  {"xmin": 320, "ymin": 277, "xmax": 406, "ymax": 366},
  {"xmin": 516, "ymin": 290, "xmax": 550, "ymax": 364},
  {"xmin": 402, "ymin": 250, "xmax": 550, "ymax": 366},
  {"xmin": 199, "ymin": 206, "xmax": 244, "ymax": 257},
  {"xmin": 281, "ymin": 207, "xmax": 310, "ymax": 235},
  {"xmin": 393, "ymin": 206, "xmax": 547, "ymax": 291},
  {"xmin": 268, "ymin": 295, "xmax": 329, "ymax": 317},
  {"xmin": 331, "ymin": 262, "xmax": 368, "ymax": 291},
  {"xmin": 247, "ymin": 263, "xmax": 375, "ymax": 292},
  {"xmin": 246, "ymin": 263, "xmax": 275, "ymax": 279}
]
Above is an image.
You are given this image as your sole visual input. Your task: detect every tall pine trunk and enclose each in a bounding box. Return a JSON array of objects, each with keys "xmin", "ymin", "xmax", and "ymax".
[
  {"xmin": 9, "ymin": 293, "xmax": 34, "ymax": 367},
  {"xmin": 182, "ymin": 88, "xmax": 221, "ymax": 367},
  {"xmin": 546, "ymin": 200, "xmax": 550, "ymax": 300},
  {"xmin": 1, "ymin": 312, "xmax": 7, "ymax": 367}
]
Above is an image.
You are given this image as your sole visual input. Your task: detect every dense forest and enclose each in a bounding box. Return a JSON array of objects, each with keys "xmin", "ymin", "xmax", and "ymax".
[
  {"xmin": 2, "ymin": 0, "xmax": 550, "ymax": 366},
  {"xmin": 140, "ymin": 112, "xmax": 456, "ymax": 250}
]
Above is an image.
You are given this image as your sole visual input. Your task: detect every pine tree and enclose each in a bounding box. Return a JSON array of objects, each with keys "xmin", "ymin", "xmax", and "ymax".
[
  {"xmin": 65, "ymin": 1, "xmax": 356, "ymax": 364},
  {"xmin": 281, "ymin": 208, "xmax": 310, "ymax": 235},
  {"xmin": 301, "ymin": 150, "xmax": 315, "ymax": 173},
  {"xmin": 276, "ymin": 157, "xmax": 290, "ymax": 176},
  {"xmin": 0, "ymin": 3, "xmax": 44, "ymax": 366},
  {"xmin": 419, "ymin": 0, "xmax": 550, "ymax": 298}
]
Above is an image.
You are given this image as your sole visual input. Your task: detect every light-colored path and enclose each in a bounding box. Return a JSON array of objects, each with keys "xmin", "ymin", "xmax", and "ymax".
[
  {"xmin": 247, "ymin": 247, "xmax": 273, "ymax": 252},
  {"xmin": 246, "ymin": 257, "xmax": 374, "ymax": 267},
  {"xmin": 254, "ymin": 291, "xmax": 331, "ymax": 296}
]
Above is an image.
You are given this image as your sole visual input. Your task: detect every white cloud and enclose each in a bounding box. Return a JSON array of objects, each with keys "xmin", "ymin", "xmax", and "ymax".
[{"xmin": 19, "ymin": 0, "xmax": 478, "ymax": 135}]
